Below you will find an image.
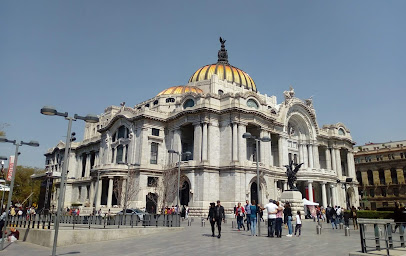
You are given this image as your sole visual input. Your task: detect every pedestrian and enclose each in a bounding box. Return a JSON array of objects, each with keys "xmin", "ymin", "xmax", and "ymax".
[
  {"xmin": 7, "ymin": 227, "xmax": 19, "ymax": 242},
  {"xmin": 235, "ymin": 202, "xmax": 245, "ymax": 231},
  {"xmin": 284, "ymin": 202, "xmax": 293, "ymax": 237},
  {"xmin": 321, "ymin": 206, "xmax": 326, "ymax": 222},
  {"xmin": 336, "ymin": 206, "xmax": 342, "ymax": 224},
  {"xmin": 344, "ymin": 208, "xmax": 350, "ymax": 227},
  {"xmin": 185, "ymin": 206, "xmax": 189, "ymax": 219},
  {"xmin": 207, "ymin": 202, "xmax": 216, "ymax": 237},
  {"xmin": 351, "ymin": 206, "xmax": 358, "ymax": 230},
  {"xmin": 250, "ymin": 200, "xmax": 258, "ymax": 236},
  {"xmin": 330, "ymin": 206, "xmax": 337, "ymax": 229},
  {"xmin": 244, "ymin": 200, "xmax": 251, "ymax": 231},
  {"xmin": 214, "ymin": 200, "xmax": 225, "ymax": 238},
  {"xmin": 263, "ymin": 199, "xmax": 278, "ymax": 237},
  {"xmin": 275, "ymin": 201, "xmax": 284, "ymax": 238},
  {"xmin": 294, "ymin": 211, "xmax": 302, "ymax": 237}
]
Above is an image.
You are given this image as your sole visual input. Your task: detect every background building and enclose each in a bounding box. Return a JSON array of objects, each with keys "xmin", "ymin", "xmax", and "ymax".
[
  {"xmin": 42, "ymin": 39, "xmax": 359, "ymax": 216},
  {"xmin": 354, "ymin": 140, "xmax": 406, "ymax": 210}
]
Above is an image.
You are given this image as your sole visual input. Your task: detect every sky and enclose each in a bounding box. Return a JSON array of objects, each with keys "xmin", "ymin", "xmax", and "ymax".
[{"xmin": 1, "ymin": 0, "xmax": 405, "ymax": 168}]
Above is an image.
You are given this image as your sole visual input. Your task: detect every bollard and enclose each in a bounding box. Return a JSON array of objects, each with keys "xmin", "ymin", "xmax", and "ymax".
[
  {"xmin": 201, "ymin": 218, "xmax": 205, "ymax": 227},
  {"xmin": 316, "ymin": 225, "xmax": 322, "ymax": 235},
  {"xmin": 345, "ymin": 227, "xmax": 350, "ymax": 236}
]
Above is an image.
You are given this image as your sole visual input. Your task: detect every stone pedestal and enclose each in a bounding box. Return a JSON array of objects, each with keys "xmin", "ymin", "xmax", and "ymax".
[{"xmin": 279, "ymin": 190, "xmax": 304, "ymax": 217}]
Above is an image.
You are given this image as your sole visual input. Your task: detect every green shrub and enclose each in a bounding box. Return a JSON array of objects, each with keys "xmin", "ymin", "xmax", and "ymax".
[{"xmin": 356, "ymin": 210, "xmax": 393, "ymax": 219}]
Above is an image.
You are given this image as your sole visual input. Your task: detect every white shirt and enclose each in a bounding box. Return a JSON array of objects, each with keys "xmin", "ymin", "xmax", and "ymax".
[
  {"xmin": 336, "ymin": 208, "xmax": 342, "ymax": 215},
  {"xmin": 264, "ymin": 202, "xmax": 278, "ymax": 219},
  {"xmin": 296, "ymin": 215, "xmax": 302, "ymax": 225}
]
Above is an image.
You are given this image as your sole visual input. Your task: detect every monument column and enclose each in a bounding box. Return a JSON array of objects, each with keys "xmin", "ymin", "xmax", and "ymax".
[
  {"xmin": 308, "ymin": 145, "xmax": 314, "ymax": 169},
  {"xmin": 321, "ymin": 182, "xmax": 327, "ymax": 207},
  {"xmin": 307, "ymin": 181, "xmax": 314, "ymax": 202},
  {"xmin": 232, "ymin": 123, "xmax": 238, "ymax": 162},
  {"xmin": 107, "ymin": 177, "xmax": 114, "ymax": 208},
  {"xmin": 202, "ymin": 123, "xmax": 208, "ymax": 162}
]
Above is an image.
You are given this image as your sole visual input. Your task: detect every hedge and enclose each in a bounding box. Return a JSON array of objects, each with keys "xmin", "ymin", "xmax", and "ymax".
[{"xmin": 351, "ymin": 210, "xmax": 393, "ymax": 219}]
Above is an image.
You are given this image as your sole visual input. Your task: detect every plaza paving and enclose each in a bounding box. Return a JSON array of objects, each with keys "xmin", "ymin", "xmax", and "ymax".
[{"xmin": 2, "ymin": 219, "xmax": 362, "ymax": 256}]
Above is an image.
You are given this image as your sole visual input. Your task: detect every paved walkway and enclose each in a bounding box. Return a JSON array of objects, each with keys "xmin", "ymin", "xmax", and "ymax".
[{"xmin": 2, "ymin": 219, "xmax": 361, "ymax": 256}]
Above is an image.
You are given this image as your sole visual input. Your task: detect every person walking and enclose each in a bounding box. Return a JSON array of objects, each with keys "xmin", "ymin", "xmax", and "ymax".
[
  {"xmin": 207, "ymin": 202, "xmax": 216, "ymax": 237},
  {"xmin": 249, "ymin": 200, "xmax": 258, "ymax": 236},
  {"xmin": 294, "ymin": 211, "xmax": 302, "ymax": 237},
  {"xmin": 330, "ymin": 206, "xmax": 337, "ymax": 229},
  {"xmin": 275, "ymin": 201, "xmax": 284, "ymax": 238},
  {"xmin": 284, "ymin": 202, "xmax": 293, "ymax": 237},
  {"xmin": 235, "ymin": 202, "xmax": 245, "ymax": 231},
  {"xmin": 214, "ymin": 200, "xmax": 225, "ymax": 238},
  {"xmin": 351, "ymin": 206, "xmax": 358, "ymax": 230},
  {"xmin": 245, "ymin": 200, "xmax": 251, "ymax": 231},
  {"xmin": 263, "ymin": 199, "xmax": 278, "ymax": 237}
]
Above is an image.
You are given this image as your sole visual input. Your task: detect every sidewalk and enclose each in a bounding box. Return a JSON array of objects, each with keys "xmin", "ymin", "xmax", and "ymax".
[{"xmin": 1, "ymin": 219, "xmax": 361, "ymax": 256}]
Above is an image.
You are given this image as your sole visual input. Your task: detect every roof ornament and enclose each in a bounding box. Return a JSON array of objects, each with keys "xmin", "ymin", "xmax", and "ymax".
[
  {"xmin": 283, "ymin": 86, "xmax": 295, "ymax": 104},
  {"xmin": 217, "ymin": 37, "xmax": 229, "ymax": 64}
]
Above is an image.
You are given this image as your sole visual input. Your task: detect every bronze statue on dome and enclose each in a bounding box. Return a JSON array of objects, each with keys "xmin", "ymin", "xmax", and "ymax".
[
  {"xmin": 284, "ymin": 160, "xmax": 304, "ymax": 191},
  {"xmin": 218, "ymin": 37, "xmax": 228, "ymax": 63}
]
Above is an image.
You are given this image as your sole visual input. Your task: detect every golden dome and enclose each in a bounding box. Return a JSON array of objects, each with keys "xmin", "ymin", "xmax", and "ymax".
[
  {"xmin": 188, "ymin": 63, "xmax": 256, "ymax": 92},
  {"xmin": 188, "ymin": 37, "xmax": 257, "ymax": 92},
  {"xmin": 157, "ymin": 85, "xmax": 203, "ymax": 96}
]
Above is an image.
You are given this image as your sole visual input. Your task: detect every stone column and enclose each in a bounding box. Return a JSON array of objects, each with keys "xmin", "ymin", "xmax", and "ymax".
[
  {"xmin": 268, "ymin": 132, "xmax": 273, "ymax": 166},
  {"xmin": 325, "ymin": 147, "xmax": 332, "ymax": 170},
  {"xmin": 260, "ymin": 130, "xmax": 266, "ymax": 164},
  {"xmin": 313, "ymin": 144, "xmax": 320, "ymax": 169},
  {"xmin": 299, "ymin": 144, "xmax": 304, "ymax": 165},
  {"xmin": 238, "ymin": 123, "xmax": 247, "ymax": 163},
  {"xmin": 307, "ymin": 181, "xmax": 313, "ymax": 202},
  {"xmin": 202, "ymin": 123, "xmax": 208, "ymax": 162},
  {"xmin": 89, "ymin": 181, "xmax": 95, "ymax": 207},
  {"xmin": 321, "ymin": 182, "xmax": 327, "ymax": 207},
  {"xmin": 96, "ymin": 178, "xmax": 102, "ymax": 209},
  {"xmin": 303, "ymin": 144, "xmax": 308, "ymax": 168},
  {"xmin": 107, "ymin": 177, "xmax": 114, "ymax": 208},
  {"xmin": 308, "ymin": 144, "xmax": 314, "ymax": 168},
  {"xmin": 331, "ymin": 147, "xmax": 337, "ymax": 172},
  {"xmin": 193, "ymin": 123, "xmax": 202, "ymax": 162},
  {"xmin": 278, "ymin": 136, "xmax": 284, "ymax": 167},
  {"xmin": 274, "ymin": 180, "xmax": 278, "ymax": 198},
  {"xmin": 232, "ymin": 123, "xmax": 238, "ymax": 162},
  {"xmin": 174, "ymin": 128, "xmax": 182, "ymax": 155},
  {"xmin": 347, "ymin": 151, "xmax": 356, "ymax": 178},
  {"xmin": 335, "ymin": 148, "xmax": 342, "ymax": 177},
  {"xmin": 330, "ymin": 184, "xmax": 336, "ymax": 207}
]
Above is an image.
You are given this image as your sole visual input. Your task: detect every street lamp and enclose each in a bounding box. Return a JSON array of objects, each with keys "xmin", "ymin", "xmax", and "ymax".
[
  {"xmin": 167, "ymin": 150, "xmax": 191, "ymax": 215},
  {"xmin": 118, "ymin": 161, "xmax": 140, "ymax": 223},
  {"xmin": 0, "ymin": 137, "xmax": 39, "ymax": 251},
  {"xmin": 242, "ymin": 132, "xmax": 271, "ymax": 237},
  {"xmin": 40, "ymin": 106, "xmax": 99, "ymax": 256}
]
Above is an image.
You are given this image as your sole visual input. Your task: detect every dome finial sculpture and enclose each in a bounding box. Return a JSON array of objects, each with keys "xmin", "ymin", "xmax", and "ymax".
[{"xmin": 218, "ymin": 37, "xmax": 228, "ymax": 63}]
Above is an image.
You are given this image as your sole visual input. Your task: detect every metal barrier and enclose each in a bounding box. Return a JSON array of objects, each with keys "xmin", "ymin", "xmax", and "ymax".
[
  {"xmin": 4, "ymin": 213, "xmax": 181, "ymax": 230},
  {"xmin": 358, "ymin": 218, "xmax": 406, "ymax": 255}
]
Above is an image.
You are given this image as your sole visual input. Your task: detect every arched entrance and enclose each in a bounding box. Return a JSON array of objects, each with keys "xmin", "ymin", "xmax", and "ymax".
[
  {"xmin": 180, "ymin": 181, "xmax": 190, "ymax": 206},
  {"xmin": 251, "ymin": 182, "xmax": 258, "ymax": 204},
  {"xmin": 146, "ymin": 193, "xmax": 157, "ymax": 214}
]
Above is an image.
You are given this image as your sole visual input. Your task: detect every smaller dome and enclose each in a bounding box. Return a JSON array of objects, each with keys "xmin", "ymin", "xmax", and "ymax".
[{"xmin": 157, "ymin": 85, "xmax": 203, "ymax": 96}]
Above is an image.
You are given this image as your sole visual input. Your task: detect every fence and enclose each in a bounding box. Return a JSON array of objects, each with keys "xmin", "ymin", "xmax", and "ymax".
[
  {"xmin": 4, "ymin": 213, "xmax": 181, "ymax": 230},
  {"xmin": 358, "ymin": 218, "xmax": 405, "ymax": 256}
]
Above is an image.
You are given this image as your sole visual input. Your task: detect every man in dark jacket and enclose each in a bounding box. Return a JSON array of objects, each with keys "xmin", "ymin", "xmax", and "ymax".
[
  {"xmin": 207, "ymin": 203, "xmax": 216, "ymax": 237},
  {"xmin": 214, "ymin": 200, "xmax": 225, "ymax": 238}
]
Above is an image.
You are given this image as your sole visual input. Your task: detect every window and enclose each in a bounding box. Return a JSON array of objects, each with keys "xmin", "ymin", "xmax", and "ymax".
[
  {"xmin": 247, "ymin": 99, "xmax": 259, "ymax": 109},
  {"xmin": 166, "ymin": 98, "xmax": 175, "ymax": 103},
  {"xmin": 383, "ymin": 202, "xmax": 389, "ymax": 207},
  {"xmin": 112, "ymin": 132, "xmax": 117, "ymax": 142},
  {"xmin": 379, "ymin": 169, "xmax": 386, "ymax": 185},
  {"xmin": 381, "ymin": 188, "xmax": 387, "ymax": 197},
  {"xmin": 356, "ymin": 171, "xmax": 363, "ymax": 185},
  {"xmin": 183, "ymin": 99, "xmax": 195, "ymax": 109},
  {"xmin": 147, "ymin": 177, "xmax": 158, "ymax": 187},
  {"xmin": 111, "ymin": 148, "xmax": 115, "ymax": 163},
  {"xmin": 116, "ymin": 145, "xmax": 123, "ymax": 163},
  {"xmin": 153, "ymin": 100, "xmax": 158, "ymax": 105},
  {"xmin": 86, "ymin": 185, "xmax": 90, "ymax": 199},
  {"xmin": 338, "ymin": 128, "xmax": 345, "ymax": 136},
  {"xmin": 150, "ymin": 142, "xmax": 158, "ymax": 164},
  {"xmin": 218, "ymin": 90, "xmax": 224, "ymax": 95},
  {"xmin": 118, "ymin": 126, "xmax": 126, "ymax": 139},
  {"xmin": 394, "ymin": 188, "xmax": 400, "ymax": 197},
  {"xmin": 371, "ymin": 202, "xmax": 377, "ymax": 210},
  {"xmin": 78, "ymin": 186, "xmax": 82, "ymax": 200},
  {"xmin": 82, "ymin": 154, "xmax": 87, "ymax": 177},
  {"xmin": 152, "ymin": 128, "xmax": 160, "ymax": 136},
  {"xmin": 145, "ymin": 103, "xmax": 150, "ymax": 108},
  {"xmin": 367, "ymin": 170, "xmax": 374, "ymax": 185},
  {"xmin": 401, "ymin": 153, "xmax": 404, "ymax": 159},
  {"xmin": 369, "ymin": 189, "xmax": 375, "ymax": 197},
  {"xmin": 391, "ymin": 168, "xmax": 398, "ymax": 184}
]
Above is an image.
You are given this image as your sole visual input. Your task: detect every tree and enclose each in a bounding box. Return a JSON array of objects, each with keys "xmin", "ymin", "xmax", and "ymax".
[
  {"xmin": 2, "ymin": 166, "xmax": 45, "ymax": 207},
  {"xmin": 113, "ymin": 171, "xmax": 139, "ymax": 209},
  {"xmin": 0, "ymin": 123, "xmax": 9, "ymax": 137}
]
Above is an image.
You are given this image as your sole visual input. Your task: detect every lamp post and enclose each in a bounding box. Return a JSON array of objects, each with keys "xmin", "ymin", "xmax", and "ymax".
[
  {"xmin": 167, "ymin": 150, "xmax": 191, "ymax": 216},
  {"xmin": 242, "ymin": 132, "xmax": 271, "ymax": 237},
  {"xmin": 118, "ymin": 161, "xmax": 140, "ymax": 222},
  {"xmin": 41, "ymin": 106, "xmax": 99, "ymax": 256},
  {"xmin": 0, "ymin": 156, "xmax": 8, "ymax": 212},
  {"xmin": 0, "ymin": 137, "xmax": 39, "ymax": 250}
]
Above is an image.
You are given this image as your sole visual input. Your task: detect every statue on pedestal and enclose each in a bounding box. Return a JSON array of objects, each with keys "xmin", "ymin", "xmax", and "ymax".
[{"xmin": 284, "ymin": 161, "xmax": 304, "ymax": 191}]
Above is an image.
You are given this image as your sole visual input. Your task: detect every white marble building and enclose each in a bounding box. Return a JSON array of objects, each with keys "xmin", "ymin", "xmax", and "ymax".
[{"xmin": 44, "ymin": 39, "xmax": 359, "ymax": 215}]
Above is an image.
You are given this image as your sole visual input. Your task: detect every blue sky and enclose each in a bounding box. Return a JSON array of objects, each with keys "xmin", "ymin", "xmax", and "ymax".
[{"xmin": 1, "ymin": 0, "xmax": 405, "ymax": 168}]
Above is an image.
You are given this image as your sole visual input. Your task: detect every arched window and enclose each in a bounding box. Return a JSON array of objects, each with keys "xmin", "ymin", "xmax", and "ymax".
[
  {"xmin": 247, "ymin": 99, "xmax": 259, "ymax": 109},
  {"xmin": 166, "ymin": 98, "xmax": 175, "ymax": 103},
  {"xmin": 153, "ymin": 100, "xmax": 159, "ymax": 105},
  {"xmin": 356, "ymin": 171, "xmax": 363, "ymax": 185},
  {"xmin": 116, "ymin": 145, "xmax": 123, "ymax": 163},
  {"xmin": 218, "ymin": 90, "xmax": 224, "ymax": 95},
  {"xmin": 367, "ymin": 170, "xmax": 374, "ymax": 185},
  {"xmin": 183, "ymin": 99, "xmax": 195, "ymax": 109},
  {"xmin": 118, "ymin": 126, "xmax": 126, "ymax": 139},
  {"xmin": 391, "ymin": 168, "xmax": 398, "ymax": 184},
  {"xmin": 379, "ymin": 169, "xmax": 386, "ymax": 185},
  {"xmin": 338, "ymin": 128, "xmax": 345, "ymax": 136}
]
